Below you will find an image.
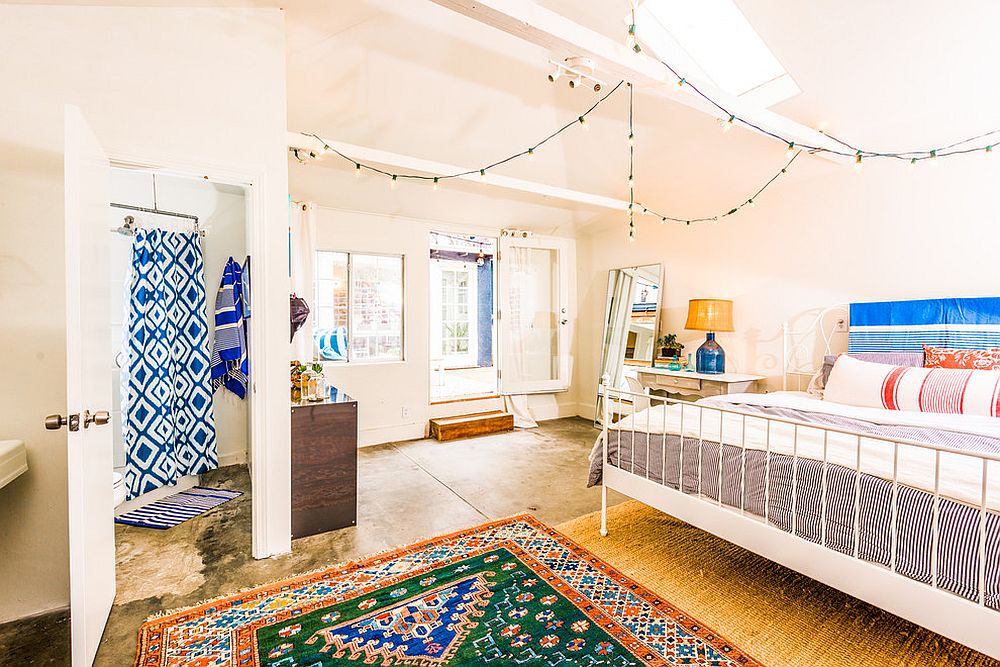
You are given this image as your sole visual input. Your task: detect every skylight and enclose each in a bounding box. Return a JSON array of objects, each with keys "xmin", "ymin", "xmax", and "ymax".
[{"xmin": 631, "ymin": 0, "xmax": 800, "ymax": 107}]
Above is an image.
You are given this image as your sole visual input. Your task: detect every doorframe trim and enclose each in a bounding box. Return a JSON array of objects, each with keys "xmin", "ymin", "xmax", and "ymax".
[{"xmin": 104, "ymin": 148, "xmax": 289, "ymax": 560}]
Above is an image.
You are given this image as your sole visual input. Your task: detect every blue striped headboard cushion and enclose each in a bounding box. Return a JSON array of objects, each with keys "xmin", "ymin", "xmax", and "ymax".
[{"xmin": 848, "ymin": 297, "xmax": 1000, "ymax": 352}]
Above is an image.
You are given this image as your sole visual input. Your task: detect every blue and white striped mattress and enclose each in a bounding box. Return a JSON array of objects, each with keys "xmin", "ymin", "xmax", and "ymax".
[{"xmin": 589, "ymin": 401, "xmax": 1000, "ymax": 610}]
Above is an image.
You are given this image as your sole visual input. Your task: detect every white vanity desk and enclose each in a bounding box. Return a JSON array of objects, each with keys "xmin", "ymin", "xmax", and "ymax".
[{"xmin": 635, "ymin": 367, "xmax": 765, "ymax": 399}]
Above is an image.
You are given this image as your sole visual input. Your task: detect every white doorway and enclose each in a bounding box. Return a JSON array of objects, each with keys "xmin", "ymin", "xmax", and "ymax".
[
  {"xmin": 61, "ymin": 105, "xmax": 284, "ymax": 666},
  {"xmin": 429, "ymin": 232, "xmax": 498, "ymax": 402}
]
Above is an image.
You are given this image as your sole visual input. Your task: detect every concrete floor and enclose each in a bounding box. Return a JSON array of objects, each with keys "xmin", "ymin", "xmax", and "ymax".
[{"xmin": 0, "ymin": 417, "xmax": 619, "ymax": 665}]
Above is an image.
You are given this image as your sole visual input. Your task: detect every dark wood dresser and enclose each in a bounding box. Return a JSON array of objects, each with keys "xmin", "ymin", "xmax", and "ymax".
[{"xmin": 291, "ymin": 387, "xmax": 358, "ymax": 539}]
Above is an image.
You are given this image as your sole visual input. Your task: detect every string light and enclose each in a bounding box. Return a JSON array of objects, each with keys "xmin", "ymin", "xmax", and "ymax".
[
  {"xmin": 306, "ymin": 20, "xmax": 1000, "ymax": 240},
  {"xmin": 432, "ymin": 177, "xmax": 439, "ymax": 191},
  {"xmin": 909, "ymin": 157, "xmax": 918, "ymax": 170},
  {"xmin": 305, "ymin": 80, "xmax": 625, "ymax": 191},
  {"xmin": 627, "ymin": 82, "xmax": 636, "ymax": 239},
  {"xmin": 390, "ymin": 174, "xmax": 398, "ymax": 189},
  {"xmin": 625, "ymin": 73, "xmax": 801, "ymax": 232},
  {"xmin": 626, "ymin": 5, "xmax": 641, "ymax": 53},
  {"xmin": 638, "ymin": 25, "xmax": 1000, "ymax": 167}
]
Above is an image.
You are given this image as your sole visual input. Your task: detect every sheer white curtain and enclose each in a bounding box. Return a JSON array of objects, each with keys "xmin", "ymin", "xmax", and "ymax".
[{"xmin": 289, "ymin": 201, "xmax": 316, "ymax": 361}]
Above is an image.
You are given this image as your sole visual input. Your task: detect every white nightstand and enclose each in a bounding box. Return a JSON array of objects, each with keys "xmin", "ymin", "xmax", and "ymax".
[{"xmin": 635, "ymin": 367, "xmax": 765, "ymax": 399}]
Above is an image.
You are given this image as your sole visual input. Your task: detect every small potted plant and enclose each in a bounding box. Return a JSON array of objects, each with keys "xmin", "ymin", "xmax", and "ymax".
[{"xmin": 657, "ymin": 333, "xmax": 684, "ymax": 360}]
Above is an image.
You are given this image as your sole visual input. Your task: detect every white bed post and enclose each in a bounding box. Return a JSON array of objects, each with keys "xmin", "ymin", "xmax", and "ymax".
[
  {"xmin": 600, "ymin": 374, "xmax": 610, "ymax": 537},
  {"xmin": 781, "ymin": 321, "xmax": 789, "ymax": 391}
]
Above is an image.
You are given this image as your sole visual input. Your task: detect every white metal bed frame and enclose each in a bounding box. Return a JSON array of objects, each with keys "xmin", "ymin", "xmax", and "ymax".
[{"xmin": 598, "ymin": 312, "xmax": 1000, "ymax": 659}]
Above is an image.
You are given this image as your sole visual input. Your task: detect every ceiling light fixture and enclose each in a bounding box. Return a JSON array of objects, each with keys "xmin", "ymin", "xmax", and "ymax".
[{"xmin": 546, "ymin": 57, "xmax": 606, "ymax": 93}]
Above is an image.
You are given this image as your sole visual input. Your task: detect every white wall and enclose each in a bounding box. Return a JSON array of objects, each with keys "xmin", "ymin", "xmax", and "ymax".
[
  {"xmin": 302, "ymin": 204, "xmax": 579, "ymax": 446},
  {"xmin": 0, "ymin": 5, "xmax": 288, "ymax": 622},
  {"xmin": 575, "ymin": 155, "xmax": 1000, "ymax": 419},
  {"xmin": 109, "ymin": 170, "xmax": 249, "ymax": 472}
]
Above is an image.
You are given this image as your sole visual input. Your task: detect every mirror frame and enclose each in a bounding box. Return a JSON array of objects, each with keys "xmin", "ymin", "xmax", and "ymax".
[{"xmin": 594, "ymin": 263, "xmax": 663, "ymax": 425}]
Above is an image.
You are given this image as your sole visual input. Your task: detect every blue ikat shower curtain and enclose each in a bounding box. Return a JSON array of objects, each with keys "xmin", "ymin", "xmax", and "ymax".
[{"xmin": 122, "ymin": 229, "xmax": 218, "ymax": 500}]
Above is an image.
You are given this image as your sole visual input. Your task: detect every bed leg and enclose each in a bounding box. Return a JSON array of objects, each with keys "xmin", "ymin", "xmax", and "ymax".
[{"xmin": 600, "ymin": 483, "xmax": 609, "ymax": 537}]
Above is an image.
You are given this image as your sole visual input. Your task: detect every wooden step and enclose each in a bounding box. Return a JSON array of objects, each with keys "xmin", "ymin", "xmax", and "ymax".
[{"xmin": 429, "ymin": 411, "xmax": 514, "ymax": 441}]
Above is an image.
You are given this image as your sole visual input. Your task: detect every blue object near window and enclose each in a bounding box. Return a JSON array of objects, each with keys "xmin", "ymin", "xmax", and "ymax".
[{"xmin": 314, "ymin": 326, "xmax": 348, "ymax": 361}]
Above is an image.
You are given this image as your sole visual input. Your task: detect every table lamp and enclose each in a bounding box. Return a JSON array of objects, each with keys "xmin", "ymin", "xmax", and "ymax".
[{"xmin": 685, "ymin": 299, "xmax": 734, "ymax": 374}]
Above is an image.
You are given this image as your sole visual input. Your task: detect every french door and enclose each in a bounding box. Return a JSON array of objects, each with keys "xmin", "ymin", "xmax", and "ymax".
[{"xmin": 497, "ymin": 231, "xmax": 574, "ymax": 394}]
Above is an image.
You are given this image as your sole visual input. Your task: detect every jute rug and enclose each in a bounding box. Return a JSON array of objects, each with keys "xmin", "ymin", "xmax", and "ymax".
[
  {"xmin": 135, "ymin": 514, "xmax": 762, "ymax": 665},
  {"xmin": 557, "ymin": 501, "xmax": 1000, "ymax": 667}
]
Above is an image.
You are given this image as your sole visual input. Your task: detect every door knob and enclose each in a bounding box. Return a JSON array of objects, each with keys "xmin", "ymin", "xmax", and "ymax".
[
  {"xmin": 45, "ymin": 413, "xmax": 80, "ymax": 432},
  {"xmin": 82, "ymin": 410, "xmax": 111, "ymax": 428}
]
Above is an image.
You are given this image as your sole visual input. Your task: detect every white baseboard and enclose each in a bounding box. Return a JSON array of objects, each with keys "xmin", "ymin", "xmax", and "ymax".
[
  {"xmin": 359, "ymin": 422, "xmax": 426, "ymax": 448},
  {"xmin": 0, "ymin": 604, "xmax": 69, "ymax": 627},
  {"xmin": 218, "ymin": 450, "xmax": 247, "ymax": 467}
]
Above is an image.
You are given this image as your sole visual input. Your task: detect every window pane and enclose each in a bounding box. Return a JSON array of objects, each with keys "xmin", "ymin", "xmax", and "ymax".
[
  {"xmin": 314, "ymin": 251, "xmax": 349, "ymax": 361},
  {"xmin": 350, "ymin": 254, "xmax": 403, "ymax": 362}
]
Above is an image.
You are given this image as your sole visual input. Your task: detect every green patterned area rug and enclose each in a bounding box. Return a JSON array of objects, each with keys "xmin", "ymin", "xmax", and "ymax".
[{"xmin": 135, "ymin": 516, "xmax": 763, "ymax": 666}]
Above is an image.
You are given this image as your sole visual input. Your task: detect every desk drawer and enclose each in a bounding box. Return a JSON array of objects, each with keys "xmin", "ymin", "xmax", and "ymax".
[{"xmin": 646, "ymin": 374, "xmax": 702, "ymax": 391}]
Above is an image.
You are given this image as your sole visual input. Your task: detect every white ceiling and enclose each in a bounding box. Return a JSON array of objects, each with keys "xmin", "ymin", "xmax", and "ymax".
[{"xmin": 15, "ymin": 0, "xmax": 1000, "ymax": 232}]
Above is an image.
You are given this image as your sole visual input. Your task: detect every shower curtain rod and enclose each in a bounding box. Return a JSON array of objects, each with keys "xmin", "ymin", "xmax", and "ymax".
[{"xmin": 111, "ymin": 202, "xmax": 204, "ymax": 236}]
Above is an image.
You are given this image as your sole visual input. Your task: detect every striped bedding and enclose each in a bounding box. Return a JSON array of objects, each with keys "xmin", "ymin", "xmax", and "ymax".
[{"xmin": 588, "ymin": 393, "xmax": 1000, "ymax": 609}]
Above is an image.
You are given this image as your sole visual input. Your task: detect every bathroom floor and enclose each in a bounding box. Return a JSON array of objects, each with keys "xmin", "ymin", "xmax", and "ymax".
[{"xmin": 0, "ymin": 417, "xmax": 614, "ymax": 665}]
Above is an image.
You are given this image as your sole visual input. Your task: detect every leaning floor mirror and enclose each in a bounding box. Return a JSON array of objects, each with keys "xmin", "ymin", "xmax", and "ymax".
[{"xmin": 595, "ymin": 264, "xmax": 662, "ymax": 424}]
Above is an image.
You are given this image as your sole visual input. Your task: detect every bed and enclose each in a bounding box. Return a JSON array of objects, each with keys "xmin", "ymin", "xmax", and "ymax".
[{"xmin": 592, "ymin": 298, "xmax": 1000, "ymax": 659}]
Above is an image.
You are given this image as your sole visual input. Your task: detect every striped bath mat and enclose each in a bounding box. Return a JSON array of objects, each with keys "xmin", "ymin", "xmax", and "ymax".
[{"xmin": 115, "ymin": 486, "xmax": 242, "ymax": 530}]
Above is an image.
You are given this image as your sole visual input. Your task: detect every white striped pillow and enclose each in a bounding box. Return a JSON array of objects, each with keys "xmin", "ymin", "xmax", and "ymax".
[{"xmin": 824, "ymin": 354, "xmax": 1000, "ymax": 417}]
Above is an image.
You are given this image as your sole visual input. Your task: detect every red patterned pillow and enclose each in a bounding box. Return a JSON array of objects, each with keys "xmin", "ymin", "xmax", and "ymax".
[{"xmin": 923, "ymin": 344, "xmax": 1000, "ymax": 371}]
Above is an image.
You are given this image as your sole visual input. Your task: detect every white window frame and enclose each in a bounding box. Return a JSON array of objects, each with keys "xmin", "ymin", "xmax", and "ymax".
[{"xmin": 314, "ymin": 249, "xmax": 405, "ymax": 364}]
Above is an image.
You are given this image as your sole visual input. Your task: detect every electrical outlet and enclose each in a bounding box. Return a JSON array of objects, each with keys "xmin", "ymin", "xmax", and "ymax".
[
  {"xmin": 834, "ymin": 318, "xmax": 848, "ymax": 333},
  {"xmin": 401, "ymin": 406, "xmax": 410, "ymax": 420}
]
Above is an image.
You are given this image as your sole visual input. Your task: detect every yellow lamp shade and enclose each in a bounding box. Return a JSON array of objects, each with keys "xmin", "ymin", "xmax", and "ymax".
[{"xmin": 685, "ymin": 299, "xmax": 734, "ymax": 332}]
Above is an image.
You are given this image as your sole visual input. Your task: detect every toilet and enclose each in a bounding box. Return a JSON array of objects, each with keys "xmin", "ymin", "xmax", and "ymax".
[{"xmin": 113, "ymin": 471, "xmax": 127, "ymax": 507}]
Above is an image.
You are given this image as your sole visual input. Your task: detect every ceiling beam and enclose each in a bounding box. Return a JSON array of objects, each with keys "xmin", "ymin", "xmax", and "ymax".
[
  {"xmin": 289, "ymin": 132, "xmax": 629, "ymax": 211},
  {"xmin": 427, "ymin": 0, "xmax": 843, "ymax": 161}
]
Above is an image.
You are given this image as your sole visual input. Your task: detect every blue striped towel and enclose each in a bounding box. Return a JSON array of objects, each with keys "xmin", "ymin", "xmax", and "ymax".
[
  {"xmin": 849, "ymin": 297, "xmax": 1000, "ymax": 352},
  {"xmin": 211, "ymin": 257, "xmax": 249, "ymax": 398},
  {"xmin": 114, "ymin": 486, "xmax": 242, "ymax": 529}
]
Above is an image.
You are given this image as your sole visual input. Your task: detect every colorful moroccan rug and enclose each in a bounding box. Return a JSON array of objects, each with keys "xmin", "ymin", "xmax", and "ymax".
[{"xmin": 134, "ymin": 515, "xmax": 763, "ymax": 666}]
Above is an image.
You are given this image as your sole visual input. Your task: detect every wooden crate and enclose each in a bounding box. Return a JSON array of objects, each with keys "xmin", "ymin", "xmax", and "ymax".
[{"xmin": 429, "ymin": 411, "xmax": 514, "ymax": 441}]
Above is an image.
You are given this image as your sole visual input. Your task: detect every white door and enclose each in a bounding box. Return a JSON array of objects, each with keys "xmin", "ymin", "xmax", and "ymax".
[
  {"xmin": 430, "ymin": 260, "xmax": 478, "ymax": 368},
  {"xmin": 62, "ymin": 105, "xmax": 115, "ymax": 666},
  {"xmin": 497, "ymin": 231, "xmax": 574, "ymax": 394}
]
